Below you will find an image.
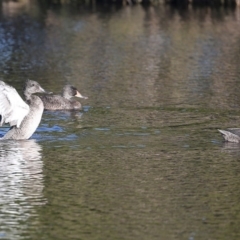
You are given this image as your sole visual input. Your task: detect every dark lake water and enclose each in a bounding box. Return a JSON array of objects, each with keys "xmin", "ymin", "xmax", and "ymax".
[{"xmin": 1, "ymin": 1, "xmax": 240, "ymax": 239}]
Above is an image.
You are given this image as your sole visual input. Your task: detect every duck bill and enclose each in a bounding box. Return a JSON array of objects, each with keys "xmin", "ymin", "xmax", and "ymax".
[
  {"xmin": 38, "ymin": 86, "xmax": 46, "ymax": 93},
  {"xmin": 75, "ymin": 91, "xmax": 88, "ymax": 99},
  {"xmin": 39, "ymin": 87, "xmax": 53, "ymax": 94}
]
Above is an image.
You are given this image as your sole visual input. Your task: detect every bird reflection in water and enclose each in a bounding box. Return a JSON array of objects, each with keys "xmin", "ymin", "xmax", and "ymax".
[{"xmin": 0, "ymin": 140, "xmax": 46, "ymax": 239}]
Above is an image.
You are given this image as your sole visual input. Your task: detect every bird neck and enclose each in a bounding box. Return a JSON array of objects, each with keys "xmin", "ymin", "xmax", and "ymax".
[
  {"xmin": 62, "ymin": 92, "xmax": 71, "ymax": 99},
  {"xmin": 24, "ymin": 90, "xmax": 32, "ymax": 101}
]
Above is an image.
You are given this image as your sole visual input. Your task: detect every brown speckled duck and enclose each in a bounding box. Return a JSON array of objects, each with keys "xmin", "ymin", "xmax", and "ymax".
[{"xmin": 40, "ymin": 85, "xmax": 88, "ymax": 110}]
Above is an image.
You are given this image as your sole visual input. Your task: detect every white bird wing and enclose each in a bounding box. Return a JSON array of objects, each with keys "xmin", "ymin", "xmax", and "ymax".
[{"xmin": 0, "ymin": 81, "xmax": 29, "ymax": 128}]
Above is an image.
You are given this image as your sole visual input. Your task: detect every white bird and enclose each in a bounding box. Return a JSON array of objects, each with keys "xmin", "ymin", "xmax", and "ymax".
[
  {"xmin": 0, "ymin": 80, "xmax": 46, "ymax": 140},
  {"xmin": 218, "ymin": 128, "xmax": 240, "ymax": 143}
]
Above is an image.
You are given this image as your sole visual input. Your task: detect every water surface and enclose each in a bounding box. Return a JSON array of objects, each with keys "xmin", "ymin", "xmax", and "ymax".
[{"xmin": 0, "ymin": 2, "xmax": 240, "ymax": 240}]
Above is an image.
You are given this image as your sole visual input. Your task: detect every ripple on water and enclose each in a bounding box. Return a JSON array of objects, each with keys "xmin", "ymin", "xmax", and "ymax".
[
  {"xmin": 0, "ymin": 140, "xmax": 46, "ymax": 239},
  {"xmin": 112, "ymin": 144, "xmax": 146, "ymax": 148},
  {"xmin": 94, "ymin": 128, "xmax": 111, "ymax": 131}
]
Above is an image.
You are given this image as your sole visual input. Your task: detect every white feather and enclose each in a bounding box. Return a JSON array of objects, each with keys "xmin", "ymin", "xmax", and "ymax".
[
  {"xmin": 0, "ymin": 81, "xmax": 29, "ymax": 128},
  {"xmin": 218, "ymin": 129, "xmax": 240, "ymax": 143}
]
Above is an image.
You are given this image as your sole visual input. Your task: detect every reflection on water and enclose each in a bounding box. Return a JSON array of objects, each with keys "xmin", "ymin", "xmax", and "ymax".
[
  {"xmin": 32, "ymin": 110, "xmax": 85, "ymax": 142},
  {"xmin": 220, "ymin": 141, "xmax": 240, "ymax": 155},
  {"xmin": 0, "ymin": 140, "xmax": 45, "ymax": 239},
  {"xmin": 1, "ymin": 0, "xmax": 31, "ymax": 17},
  {"xmin": 0, "ymin": 2, "xmax": 239, "ymax": 110},
  {"xmin": 1, "ymin": 1, "xmax": 240, "ymax": 240}
]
